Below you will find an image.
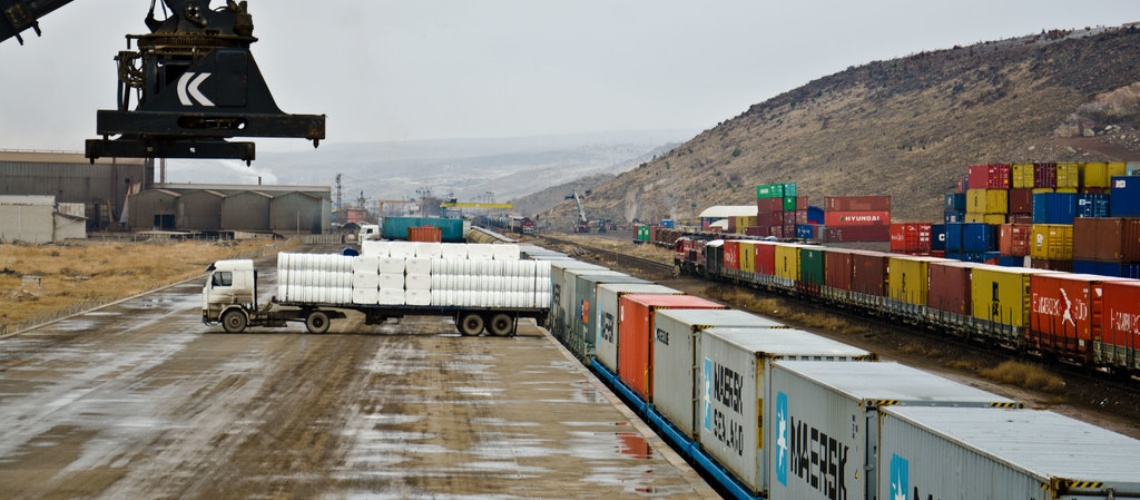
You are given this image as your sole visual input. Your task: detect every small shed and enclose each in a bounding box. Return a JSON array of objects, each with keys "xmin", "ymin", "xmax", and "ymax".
[{"xmin": 221, "ymin": 191, "xmax": 273, "ymax": 232}]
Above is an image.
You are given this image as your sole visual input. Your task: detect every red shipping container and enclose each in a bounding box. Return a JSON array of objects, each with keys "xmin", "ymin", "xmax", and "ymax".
[
  {"xmin": 930, "ymin": 250, "xmax": 946, "ymax": 258},
  {"xmin": 757, "ymin": 198, "xmax": 783, "ymax": 213},
  {"xmin": 727, "ymin": 218, "xmax": 737, "ymax": 233},
  {"xmin": 824, "ymin": 248, "xmax": 854, "ymax": 291},
  {"xmin": 617, "ymin": 294, "xmax": 724, "ymax": 402},
  {"xmin": 1073, "ymin": 218, "xmax": 1140, "ymax": 263},
  {"xmin": 1008, "ymin": 214, "xmax": 1033, "ymax": 225},
  {"xmin": 796, "ymin": 197, "xmax": 809, "ymax": 210},
  {"xmin": 755, "ymin": 242, "xmax": 776, "ymax": 276},
  {"xmin": 999, "ymin": 223, "xmax": 1031, "ymax": 257},
  {"xmin": 824, "ymin": 225, "xmax": 891, "ymax": 242},
  {"xmin": 825, "ymin": 196, "xmax": 891, "ymax": 212},
  {"xmin": 1030, "ymin": 274, "xmax": 1128, "ymax": 364},
  {"xmin": 968, "ymin": 164, "xmax": 1011, "ymax": 189},
  {"xmin": 782, "ymin": 211, "xmax": 797, "ymax": 226},
  {"xmin": 1008, "ymin": 188, "xmax": 1033, "ymax": 214},
  {"xmin": 927, "ymin": 261, "xmax": 975, "ymax": 315},
  {"xmin": 850, "ymin": 250, "xmax": 889, "ymax": 296},
  {"xmin": 795, "ymin": 209, "xmax": 808, "ymax": 224},
  {"xmin": 769, "ymin": 226, "xmax": 784, "ymax": 238},
  {"xmin": 408, "ymin": 226, "xmax": 443, "ymax": 242},
  {"xmin": 723, "ymin": 241, "xmax": 740, "ymax": 270},
  {"xmin": 1034, "ymin": 163, "xmax": 1057, "ymax": 188},
  {"xmin": 744, "ymin": 226, "xmax": 769, "ymax": 237},
  {"xmin": 825, "ymin": 211, "xmax": 891, "ymax": 227},
  {"xmin": 890, "ymin": 223, "xmax": 933, "ymax": 253},
  {"xmin": 1100, "ymin": 281, "xmax": 1140, "ymax": 370}
]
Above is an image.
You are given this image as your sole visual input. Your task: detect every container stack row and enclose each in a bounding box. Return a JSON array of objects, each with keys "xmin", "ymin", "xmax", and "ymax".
[
  {"xmin": 816, "ymin": 195, "xmax": 891, "ymax": 242},
  {"xmin": 752, "ymin": 182, "xmax": 807, "ymax": 238}
]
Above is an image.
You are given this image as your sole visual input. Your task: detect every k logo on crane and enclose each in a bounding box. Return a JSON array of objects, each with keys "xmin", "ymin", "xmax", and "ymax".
[{"xmin": 177, "ymin": 72, "xmax": 215, "ymax": 107}]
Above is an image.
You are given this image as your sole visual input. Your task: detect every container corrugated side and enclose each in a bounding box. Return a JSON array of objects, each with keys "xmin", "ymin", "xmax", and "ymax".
[
  {"xmin": 768, "ymin": 362, "xmax": 1020, "ymax": 500},
  {"xmin": 698, "ymin": 327, "xmax": 875, "ymax": 497},
  {"xmin": 1029, "ymin": 224, "xmax": 1073, "ymax": 261},
  {"xmin": 878, "ymin": 407, "xmax": 1140, "ymax": 500},
  {"xmin": 970, "ymin": 265, "xmax": 1058, "ymax": 327},
  {"xmin": 888, "ymin": 256, "xmax": 935, "ymax": 306},
  {"xmin": 1028, "ymin": 273, "xmax": 1127, "ymax": 364},
  {"xmin": 724, "ymin": 240, "xmax": 740, "ymax": 270},
  {"xmin": 824, "ymin": 196, "xmax": 891, "ymax": 212},
  {"xmin": 574, "ymin": 273, "xmax": 648, "ymax": 360},
  {"xmin": 1099, "ymin": 280, "xmax": 1140, "ymax": 371},
  {"xmin": 595, "ymin": 283, "xmax": 681, "ymax": 374},
  {"xmin": 927, "ymin": 261, "xmax": 974, "ymax": 315},
  {"xmin": 739, "ymin": 241, "xmax": 757, "ymax": 274},
  {"xmin": 798, "ymin": 247, "xmax": 825, "ymax": 286},
  {"xmin": 617, "ymin": 294, "xmax": 723, "ymax": 403},
  {"xmin": 774, "ymin": 244, "xmax": 801, "ymax": 283},
  {"xmin": 824, "ymin": 248, "xmax": 854, "ymax": 291},
  {"xmin": 653, "ymin": 309, "xmax": 784, "ymax": 440},
  {"xmin": 850, "ymin": 250, "xmax": 889, "ymax": 297},
  {"xmin": 1111, "ymin": 176, "xmax": 1140, "ymax": 216},
  {"xmin": 550, "ymin": 261, "xmax": 609, "ymax": 342}
]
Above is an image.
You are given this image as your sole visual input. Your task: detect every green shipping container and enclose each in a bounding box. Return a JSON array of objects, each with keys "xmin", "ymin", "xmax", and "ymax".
[
  {"xmin": 783, "ymin": 182, "xmax": 797, "ymax": 197},
  {"xmin": 636, "ymin": 225, "xmax": 650, "ymax": 241},
  {"xmin": 799, "ymin": 247, "xmax": 825, "ymax": 286},
  {"xmin": 757, "ymin": 183, "xmax": 785, "ymax": 199},
  {"xmin": 382, "ymin": 217, "xmax": 466, "ymax": 242},
  {"xmin": 783, "ymin": 196, "xmax": 797, "ymax": 211}
]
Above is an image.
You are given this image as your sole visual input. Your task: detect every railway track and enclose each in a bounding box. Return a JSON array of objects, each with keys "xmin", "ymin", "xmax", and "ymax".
[{"xmin": 536, "ymin": 235, "xmax": 677, "ymax": 275}]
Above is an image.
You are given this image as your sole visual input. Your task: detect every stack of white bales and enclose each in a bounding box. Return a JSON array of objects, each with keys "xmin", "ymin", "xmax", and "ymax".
[{"xmin": 277, "ymin": 253, "xmax": 354, "ymax": 305}]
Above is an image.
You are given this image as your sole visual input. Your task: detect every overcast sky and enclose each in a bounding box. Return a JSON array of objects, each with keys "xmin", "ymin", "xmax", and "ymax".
[{"xmin": 0, "ymin": 1, "xmax": 1136, "ymax": 153}]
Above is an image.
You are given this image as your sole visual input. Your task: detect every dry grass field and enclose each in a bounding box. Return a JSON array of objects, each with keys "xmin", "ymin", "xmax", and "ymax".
[{"xmin": 0, "ymin": 239, "xmax": 288, "ymax": 328}]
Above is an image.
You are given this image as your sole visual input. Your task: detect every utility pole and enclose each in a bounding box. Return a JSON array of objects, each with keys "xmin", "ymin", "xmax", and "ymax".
[{"xmin": 335, "ymin": 173, "xmax": 345, "ymax": 226}]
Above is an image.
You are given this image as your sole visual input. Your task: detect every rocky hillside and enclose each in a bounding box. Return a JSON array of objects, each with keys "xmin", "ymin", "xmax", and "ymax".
[{"xmin": 543, "ymin": 26, "xmax": 1140, "ymax": 230}]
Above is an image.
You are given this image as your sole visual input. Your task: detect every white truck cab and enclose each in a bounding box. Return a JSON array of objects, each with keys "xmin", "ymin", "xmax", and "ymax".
[
  {"xmin": 203, "ymin": 259, "xmax": 257, "ymax": 318},
  {"xmin": 358, "ymin": 224, "xmax": 381, "ymax": 241}
]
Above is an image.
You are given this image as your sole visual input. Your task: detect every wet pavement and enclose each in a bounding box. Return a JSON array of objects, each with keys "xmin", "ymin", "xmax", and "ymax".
[{"xmin": 0, "ymin": 253, "xmax": 718, "ymax": 499}]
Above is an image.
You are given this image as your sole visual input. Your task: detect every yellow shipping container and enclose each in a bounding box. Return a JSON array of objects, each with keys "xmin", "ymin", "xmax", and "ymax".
[
  {"xmin": 1011, "ymin": 163, "xmax": 1035, "ymax": 188},
  {"xmin": 739, "ymin": 241, "xmax": 756, "ymax": 274},
  {"xmin": 1056, "ymin": 162, "xmax": 1080, "ymax": 188},
  {"xmin": 971, "ymin": 266, "xmax": 1058, "ymax": 327},
  {"xmin": 1029, "ymin": 224, "xmax": 1073, "ymax": 260},
  {"xmin": 1055, "ymin": 188, "xmax": 1078, "ymax": 194},
  {"xmin": 888, "ymin": 256, "xmax": 935, "ymax": 306},
  {"xmin": 983, "ymin": 214, "xmax": 1006, "ymax": 225},
  {"xmin": 966, "ymin": 189, "xmax": 1008, "ymax": 214},
  {"xmin": 966, "ymin": 189, "xmax": 986, "ymax": 214},
  {"xmin": 1082, "ymin": 162, "xmax": 1127, "ymax": 188},
  {"xmin": 965, "ymin": 213, "xmax": 986, "ymax": 223},
  {"xmin": 774, "ymin": 243, "xmax": 800, "ymax": 281},
  {"xmin": 1031, "ymin": 188, "xmax": 1054, "ymax": 195}
]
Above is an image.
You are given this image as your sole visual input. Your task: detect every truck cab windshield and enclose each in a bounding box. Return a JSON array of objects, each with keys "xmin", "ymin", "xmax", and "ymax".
[{"xmin": 212, "ymin": 271, "xmax": 233, "ymax": 287}]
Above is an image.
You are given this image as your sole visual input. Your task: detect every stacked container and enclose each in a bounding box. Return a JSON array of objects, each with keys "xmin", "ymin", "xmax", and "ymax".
[
  {"xmin": 594, "ymin": 283, "xmax": 683, "ymax": 376},
  {"xmin": 889, "ymin": 223, "xmax": 932, "ymax": 255},
  {"xmin": 1072, "ymin": 217, "xmax": 1140, "ymax": 278},
  {"xmin": 617, "ymin": 294, "xmax": 724, "ymax": 402},
  {"xmin": 767, "ymin": 362, "xmax": 1020, "ymax": 500},
  {"xmin": 1027, "ymin": 273, "xmax": 1129, "ymax": 364},
  {"xmin": 822, "ymin": 196, "xmax": 890, "ymax": 242},
  {"xmin": 1111, "ymin": 176, "xmax": 1140, "ymax": 216},
  {"xmin": 757, "ymin": 182, "xmax": 803, "ymax": 237},
  {"xmin": 567, "ymin": 270, "xmax": 648, "ymax": 358}
]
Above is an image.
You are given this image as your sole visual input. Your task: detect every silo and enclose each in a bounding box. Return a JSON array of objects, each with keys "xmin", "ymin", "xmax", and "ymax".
[
  {"xmin": 221, "ymin": 191, "xmax": 272, "ymax": 232},
  {"xmin": 128, "ymin": 188, "xmax": 181, "ymax": 231},
  {"xmin": 177, "ymin": 189, "xmax": 225, "ymax": 231},
  {"xmin": 270, "ymin": 191, "xmax": 326, "ymax": 235}
]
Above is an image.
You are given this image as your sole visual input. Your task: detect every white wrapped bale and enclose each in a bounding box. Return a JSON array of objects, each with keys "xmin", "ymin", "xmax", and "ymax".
[
  {"xmin": 405, "ymin": 274, "xmax": 432, "ymax": 291},
  {"xmin": 467, "ymin": 244, "xmax": 494, "ymax": 260},
  {"xmin": 361, "ymin": 240, "xmax": 390, "ymax": 258},
  {"xmin": 414, "ymin": 242, "xmax": 443, "ymax": 259},
  {"xmin": 405, "ymin": 257, "xmax": 432, "ymax": 275},
  {"xmin": 378, "ymin": 289, "xmax": 405, "ymax": 305},
  {"xmin": 441, "ymin": 244, "xmax": 469, "ymax": 260},
  {"xmin": 378, "ymin": 274, "xmax": 404, "ymax": 291},
  {"xmin": 406, "ymin": 289, "xmax": 431, "ymax": 306},
  {"xmin": 388, "ymin": 241, "xmax": 416, "ymax": 259},
  {"xmin": 492, "ymin": 244, "xmax": 520, "ymax": 261},
  {"xmin": 377, "ymin": 257, "xmax": 405, "ymax": 275}
]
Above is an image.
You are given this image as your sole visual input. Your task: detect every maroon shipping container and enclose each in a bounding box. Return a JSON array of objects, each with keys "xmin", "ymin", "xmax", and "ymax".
[
  {"xmin": 782, "ymin": 211, "xmax": 797, "ymax": 226},
  {"xmin": 757, "ymin": 198, "xmax": 784, "ymax": 213},
  {"xmin": 757, "ymin": 211, "xmax": 783, "ymax": 227},
  {"xmin": 1082, "ymin": 187, "xmax": 1109, "ymax": 195},
  {"xmin": 823, "ymin": 225, "xmax": 891, "ymax": 242},
  {"xmin": 783, "ymin": 224, "xmax": 796, "ymax": 237},
  {"xmin": 1029, "ymin": 274, "xmax": 1128, "ymax": 365},
  {"xmin": 999, "ymin": 223, "xmax": 1031, "ymax": 257},
  {"xmin": 727, "ymin": 218, "xmax": 737, "ymax": 233},
  {"xmin": 1008, "ymin": 188, "xmax": 1033, "ymax": 214},
  {"xmin": 1008, "ymin": 214, "xmax": 1033, "ymax": 225},
  {"xmin": 825, "ymin": 195, "xmax": 891, "ymax": 212},
  {"xmin": 723, "ymin": 240, "xmax": 740, "ymax": 270},
  {"xmin": 1030, "ymin": 258, "xmax": 1073, "ymax": 273},
  {"xmin": 1073, "ymin": 217, "xmax": 1140, "ymax": 263},
  {"xmin": 744, "ymin": 226, "xmax": 769, "ymax": 237},
  {"xmin": 618, "ymin": 294, "xmax": 724, "ymax": 402},
  {"xmin": 1034, "ymin": 163, "xmax": 1057, "ymax": 188},
  {"xmin": 769, "ymin": 226, "xmax": 784, "ymax": 238},
  {"xmin": 755, "ymin": 242, "xmax": 777, "ymax": 276},
  {"xmin": 796, "ymin": 197, "xmax": 809, "ymax": 210},
  {"xmin": 1100, "ymin": 281, "xmax": 1140, "ymax": 371},
  {"xmin": 824, "ymin": 248, "xmax": 854, "ymax": 291},
  {"xmin": 850, "ymin": 250, "xmax": 889, "ymax": 296},
  {"xmin": 795, "ymin": 209, "xmax": 808, "ymax": 224},
  {"xmin": 927, "ymin": 261, "xmax": 975, "ymax": 315},
  {"xmin": 968, "ymin": 164, "xmax": 1011, "ymax": 190},
  {"xmin": 649, "ymin": 225, "xmax": 659, "ymax": 242}
]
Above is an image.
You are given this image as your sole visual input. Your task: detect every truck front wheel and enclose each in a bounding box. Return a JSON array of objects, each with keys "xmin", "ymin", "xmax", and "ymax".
[
  {"xmin": 222, "ymin": 309, "xmax": 247, "ymax": 333},
  {"xmin": 488, "ymin": 313, "xmax": 514, "ymax": 336},
  {"xmin": 306, "ymin": 311, "xmax": 331, "ymax": 334},
  {"xmin": 457, "ymin": 312, "xmax": 484, "ymax": 336}
]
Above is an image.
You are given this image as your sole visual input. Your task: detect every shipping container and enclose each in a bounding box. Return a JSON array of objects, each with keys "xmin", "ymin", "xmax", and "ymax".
[
  {"xmin": 824, "ymin": 248, "xmax": 854, "ymax": 291},
  {"xmin": 966, "ymin": 189, "xmax": 1008, "ymax": 214},
  {"xmin": 1099, "ymin": 280, "xmax": 1140, "ymax": 371},
  {"xmin": 960, "ymin": 222, "xmax": 995, "ymax": 252},
  {"xmin": 1032, "ymin": 193, "xmax": 1077, "ymax": 224},
  {"xmin": 1056, "ymin": 162, "xmax": 1080, "ymax": 188},
  {"xmin": 1028, "ymin": 273, "xmax": 1127, "ymax": 364},
  {"xmin": 798, "ymin": 247, "xmax": 825, "ymax": 286},
  {"xmin": 1073, "ymin": 217, "xmax": 1140, "ymax": 262},
  {"xmin": 998, "ymin": 223, "xmax": 1031, "ymax": 257},
  {"xmin": 698, "ymin": 328, "xmax": 875, "ymax": 496},
  {"xmin": 967, "ymin": 164, "xmax": 1011, "ymax": 190},
  {"xmin": 781, "ymin": 211, "xmax": 796, "ymax": 226},
  {"xmin": 824, "ymin": 195, "xmax": 891, "ymax": 212},
  {"xmin": 723, "ymin": 240, "xmax": 740, "ymax": 270},
  {"xmin": 551, "ymin": 261, "xmax": 613, "ymax": 342},
  {"xmin": 982, "ymin": 214, "xmax": 1005, "ymax": 226},
  {"xmin": 768, "ymin": 362, "xmax": 1020, "ymax": 500},
  {"xmin": 795, "ymin": 224, "xmax": 814, "ymax": 239},
  {"xmin": 943, "ymin": 210, "xmax": 965, "ymax": 223},
  {"xmin": 796, "ymin": 197, "xmax": 809, "ymax": 210},
  {"xmin": 943, "ymin": 222, "xmax": 963, "ymax": 251},
  {"xmin": 573, "ymin": 272, "xmax": 649, "ymax": 361},
  {"xmin": 407, "ymin": 226, "xmax": 443, "ymax": 242},
  {"xmin": 1033, "ymin": 162, "xmax": 1057, "ymax": 188},
  {"xmin": 757, "ymin": 210, "xmax": 783, "ymax": 227},
  {"xmin": 931, "ymin": 224, "xmax": 946, "ymax": 251},
  {"xmin": 1111, "ymin": 176, "xmax": 1140, "ymax": 217},
  {"xmin": 889, "ymin": 223, "xmax": 933, "ymax": 254},
  {"xmin": 878, "ymin": 407, "xmax": 1140, "ymax": 500},
  {"xmin": 755, "ymin": 242, "xmax": 777, "ymax": 276},
  {"xmin": 782, "ymin": 196, "xmax": 796, "ymax": 212},
  {"xmin": 595, "ymin": 283, "xmax": 682, "ymax": 374},
  {"xmin": 824, "ymin": 210, "xmax": 890, "ymax": 227},
  {"xmin": 757, "ymin": 197, "xmax": 784, "ymax": 214},
  {"xmin": 652, "ymin": 309, "xmax": 784, "ymax": 440},
  {"xmin": 850, "ymin": 250, "xmax": 889, "ymax": 297},
  {"xmin": 1075, "ymin": 193, "xmax": 1110, "ymax": 218},
  {"xmin": 888, "ymin": 255, "xmax": 939, "ymax": 306},
  {"xmin": 1010, "ymin": 162, "xmax": 1035, "ymax": 188},
  {"xmin": 774, "ymin": 244, "xmax": 802, "ymax": 284},
  {"xmin": 1030, "ymin": 257, "xmax": 1074, "ymax": 273},
  {"xmin": 738, "ymin": 241, "xmax": 756, "ymax": 274},
  {"xmin": 944, "ymin": 193, "xmax": 966, "ymax": 211},
  {"xmin": 783, "ymin": 182, "xmax": 797, "ymax": 197},
  {"xmin": 758, "ymin": 183, "xmax": 785, "ymax": 199},
  {"xmin": 970, "ymin": 264, "xmax": 1058, "ymax": 328},
  {"xmin": 1056, "ymin": 187, "xmax": 1079, "ymax": 194},
  {"xmin": 1007, "ymin": 188, "xmax": 1033, "ymax": 214},
  {"xmin": 635, "ymin": 224, "xmax": 650, "ymax": 242},
  {"xmin": 769, "ymin": 225, "xmax": 785, "ymax": 238},
  {"xmin": 1082, "ymin": 161, "xmax": 1126, "ymax": 188},
  {"xmin": 382, "ymin": 216, "xmax": 466, "ymax": 242},
  {"xmin": 822, "ymin": 225, "xmax": 891, "ymax": 242},
  {"xmin": 927, "ymin": 261, "xmax": 976, "ymax": 315},
  {"xmin": 964, "ymin": 213, "xmax": 985, "ymax": 223},
  {"xmin": 617, "ymin": 294, "xmax": 723, "ymax": 402},
  {"xmin": 794, "ymin": 209, "xmax": 808, "ymax": 224},
  {"xmin": 744, "ymin": 226, "xmax": 769, "ymax": 237},
  {"xmin": 1029, "ymin": 224, "xmax": 1073, "ymax": 261},
  {"xmin": 1008, "ymin": 213, "xmax": 1033, "ymax": 224}
]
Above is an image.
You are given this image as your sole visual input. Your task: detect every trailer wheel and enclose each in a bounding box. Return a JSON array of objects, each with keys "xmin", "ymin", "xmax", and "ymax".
[
  {"xmin": 457, "ymin": 312, "xmax": 484, "ymax": 336},
  {"xmin": 222, "ymin": 309, "xmax": 247, "ymax": 333},
  {"xmin": 488, "ymin": 313, "xmax": 514, "ymax": 336},
  {"xmin": 306, "ymin": 311, "xmax": 331, "ymax": 334}
]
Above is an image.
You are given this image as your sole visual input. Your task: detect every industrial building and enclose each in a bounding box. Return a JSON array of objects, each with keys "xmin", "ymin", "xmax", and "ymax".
[
  {"xmin": 0, "ymin": 151, "xmax": 148, "ymax": 230},
  {"xmin": 0, "ymin": 196, "xmax": 87, "ymax": 243}
]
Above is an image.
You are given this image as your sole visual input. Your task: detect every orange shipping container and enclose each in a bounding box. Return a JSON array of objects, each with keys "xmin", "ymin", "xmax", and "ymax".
[
  {"xmin": 1029, "ymin": 273, "xmax": 1129, "ymax": 364},
  {"xmin": 617, "ymin": 294, "xmax": 724, "ymax": 402},
  {"xmin": 408, "ymin": 226, "xmax": 443, "ymax": 242}
]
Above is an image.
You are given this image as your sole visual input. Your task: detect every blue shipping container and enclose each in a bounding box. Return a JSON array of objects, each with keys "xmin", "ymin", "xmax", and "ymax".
[
  {"xmin": 949, "ymin": 251, "xmax": 988, "ymax": 263},
  {"xmin": 998, "ymin": 256, "xmax": 1024, "ymax": 267},
  {"xmin": 944, "ymin": 222, "xmax": 964, "ymax": 251},
  {"xmin": 1074, "ymin": 260, "xmax": 1140, "ymax": 279},
  {"xmin": 944, "ymin": 210, "xmax": 965, "ymax": 223},
  {"xmin": 382, "ymin": 216, "xmax": 466, "ymax": 242},
  {"xmin": 961, "ymin": 223, "xmax": 995, "ymax": 252},
  {"xmin": 1032, "ymin": 193, "xmax": 1077, "ymax": 224},
  {"xmin": 944, "ymin": 193, "xmax": 966, "ymax": 211},
  {"xmin": 1076, "ymin": 194, "xmax": 1110, "ymax": 218},
  {"xmin": 807, "ymin": 206, "xmax": 825, "ymax": 225},
  {"xmin": 931, "ymin": 224, "xmax": 947, "ymax": 251},
  {"xmin": 795, "ymin": 224, "xmax": 815, "ymax": 239},
  {"xmin": 660, "ymin": 219, "xmax": 675, "ymax": 229},
  {"xmin": 1111, "ymin": 176, "xmax": 1140, "ymax": 217}
]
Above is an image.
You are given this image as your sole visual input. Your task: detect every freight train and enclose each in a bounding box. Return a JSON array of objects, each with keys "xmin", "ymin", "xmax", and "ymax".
[
  {"xmin": 671, "ymin": 236, "xmax": 1140, "ymax": 376},
  {"xmin": 478, "ymin": 215, "xmax": 535, "ymax": 235},
  {"xmin": 525, "ymin": 245, "xmax": 1140, "ymax": 500}
]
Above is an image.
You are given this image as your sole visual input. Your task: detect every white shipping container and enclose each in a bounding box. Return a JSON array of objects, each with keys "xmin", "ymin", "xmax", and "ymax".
[
  {"xmin": 594, "ymin": 283, "xmax": 682, "ymax": 374},
  {"xmin": 878, "ymin": 407, "xmax": 1140, "ymax": 500},
  {"xmin": 767, "ymin": 362, "xmax": 1021, "ymax": 500},
  {"xmin": 550, "ymin": 261, "xmax": 609, "ymax": 340},
  {"xmin": 698, "ymin": 327, "xmax": 875, "ymax": 497},
  {"xmin": 653, "ymin": 309, "xmax": 785, "ymax": 441},
  {"xmin": 562, "ymin": 269, "xmax": 627, "ymax": 344}
]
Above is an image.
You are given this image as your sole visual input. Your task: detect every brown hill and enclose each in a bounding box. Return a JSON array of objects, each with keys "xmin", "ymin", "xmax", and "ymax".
[{"xmin": 542, "ymin": 26, "xmax": 1140, "ymax": 230}]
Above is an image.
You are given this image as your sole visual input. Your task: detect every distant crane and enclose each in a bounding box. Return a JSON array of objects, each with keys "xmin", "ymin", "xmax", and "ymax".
[{"xmin": 566, "ymin": 191, "xmax": 589, "ymax": 233}]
